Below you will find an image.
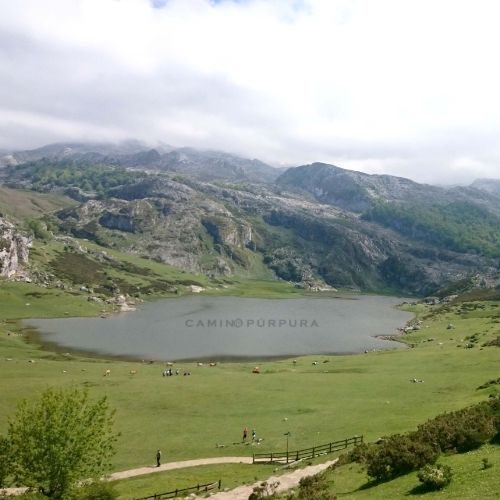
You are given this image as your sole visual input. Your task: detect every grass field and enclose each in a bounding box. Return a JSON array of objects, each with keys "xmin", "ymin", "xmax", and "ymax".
[
  {"xmin": 328, "ymin": 444, "xmax": 500, "ymax": 499},
  {"xmin": 1, "ymin": 244, "xmax": 499, "ymax": 498}
]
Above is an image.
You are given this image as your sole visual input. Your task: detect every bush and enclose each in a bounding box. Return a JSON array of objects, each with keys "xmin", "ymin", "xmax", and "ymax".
[
  {"xmin": 417, "ymin": 464, "xmax": 452, "ymax": 490},
  {"xmin": 293, "ymin": 473, "xmax": 335, "ymax": 500},
  {"xmin": 490, "ymin": 396, "xmax": 500, "ymax": 443},
  {"xmin": 344, "ymin": 442, "xmax": 370, "ymax": 464},
  {"xmin": 365, "ymin": 434, "xmax": 438, "ymax": 481},
  {"xmin": 415, "ymin": 401, "xmax": 496, "ymax": 453},
  {"xmin": 361, "ymin": 399, "xmax": 499, "ymax": 483}
]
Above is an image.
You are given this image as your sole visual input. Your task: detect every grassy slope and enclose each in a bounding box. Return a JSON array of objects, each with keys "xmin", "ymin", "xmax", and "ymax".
[
  {"xmin": 0, "ymin": 289, "xmax": 498, "ymax": 466},
  {"xmin": 330, "ymin": 445, "xmax": 500, "ymax": 499},
  {"xmin": 25, "ymin": 238, "xmax": 299, "ymax": 301},
  {"xmin": 0, "ymin": 186, "xmax": 76, "ymax": 222}
]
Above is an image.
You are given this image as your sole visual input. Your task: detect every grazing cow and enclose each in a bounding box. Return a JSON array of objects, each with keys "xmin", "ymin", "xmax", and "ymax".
[
  {"xmin": 130, "ymin": 370, "xmax": 137, "ymax": 375},
  {"xmin": 103, "ymin": 369, "xmax": 111, "ymax": 377}
]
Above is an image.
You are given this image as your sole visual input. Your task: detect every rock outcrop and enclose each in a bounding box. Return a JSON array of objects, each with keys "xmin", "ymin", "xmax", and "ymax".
[
  {"xmin": 3, "ymin": 144, "xmax": 500, "ymax": 295},
  {"xmin": 0, "ymin": 217, "xmax": 32, "ymax": 278}
]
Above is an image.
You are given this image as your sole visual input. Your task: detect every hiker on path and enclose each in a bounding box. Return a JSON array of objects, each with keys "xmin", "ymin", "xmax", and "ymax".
[
  {"xmin": 156, "ymin": 449, "xmax": 161, "ymax": 467},
  {"xmin": 243, "ymin": 427, "xmax": 248, "ymax": 441}
]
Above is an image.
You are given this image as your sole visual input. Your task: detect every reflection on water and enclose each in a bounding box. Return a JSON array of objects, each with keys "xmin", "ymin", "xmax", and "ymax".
[{"xmin": 24, "ymin": 295, "xmax": 412, "ymax": 361}]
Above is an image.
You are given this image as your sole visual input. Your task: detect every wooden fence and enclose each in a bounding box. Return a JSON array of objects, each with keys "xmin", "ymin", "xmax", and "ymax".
[
  {"xmin": 135, "ymin": 479, "xmax": 222, "ymax": 499},
  {"xmin": 253, "ymin": 435, "xmax": 363, "ymax": 464}
]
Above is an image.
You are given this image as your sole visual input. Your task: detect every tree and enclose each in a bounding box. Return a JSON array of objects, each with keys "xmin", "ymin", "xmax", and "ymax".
[
  {"xmin": 8, "ymin": 388, "xmax": 118, "ymax": 498},
  {"xmin": 27, "ymin": 219, "xmax": 50, "ymax": 240}
]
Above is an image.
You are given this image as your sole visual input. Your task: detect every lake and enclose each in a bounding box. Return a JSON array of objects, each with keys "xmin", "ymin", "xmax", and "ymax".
[{"xmin": 24, "ymin": 295, "xmax": 413, "ymax": 361}]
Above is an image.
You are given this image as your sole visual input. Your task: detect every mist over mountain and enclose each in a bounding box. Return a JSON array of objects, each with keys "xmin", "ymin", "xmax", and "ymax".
[{"xmin": 1, "ymin": 142, "xmax": 499, "ymax": 296}]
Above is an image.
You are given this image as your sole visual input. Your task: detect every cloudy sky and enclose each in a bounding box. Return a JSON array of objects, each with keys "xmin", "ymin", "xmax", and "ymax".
[{"xmin": 1, "ymin": 0, "xmax": 500, "ymax": 184}]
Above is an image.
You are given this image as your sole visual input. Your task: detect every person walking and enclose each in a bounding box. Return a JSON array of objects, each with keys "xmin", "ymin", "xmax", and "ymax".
[
  {"xmin": 156, "ymin": 449, "xmax": 161, "ymax": 467},
  {"xmin": 243, "ymin": 427, "xmax": 248, "ymax": 441}
]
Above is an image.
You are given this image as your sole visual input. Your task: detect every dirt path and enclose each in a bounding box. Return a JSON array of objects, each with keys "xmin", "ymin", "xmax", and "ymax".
[
  {"xmin": 109, "ymin": 456, "xmax": 253, "ymax": 481},
  {"xmin": 0, "ymin": 457, "xmax": 253, "ymax": 496},
  {"xmin": 0, "ymin": 456, "xmax": 337, "ymax": 498},
  {"xmin": 194, "ymin": 459, "xmax": 338, "ymax": 499}
]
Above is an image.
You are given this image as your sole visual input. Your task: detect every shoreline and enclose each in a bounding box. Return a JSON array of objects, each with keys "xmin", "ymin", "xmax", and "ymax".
[{"xmin": 19, "ymin": 294, "xmax": 413, "ymax": 364}]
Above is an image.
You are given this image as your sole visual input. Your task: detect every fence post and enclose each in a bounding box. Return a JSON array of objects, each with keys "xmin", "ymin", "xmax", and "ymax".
[
  {"xmin": 286, "ymin": 449, "xmax": 289, "ymax": 464},
  {"xmin": 218, "ymin": 479, "xmax": 222, "ymax": 490},
  {"xmin": 312, "ymin": 446, "xmax": 315, "ymax": 458},
  {"xmin": 270, "ymin": 453, "xmax": 273, "ymax": 463},
  {"xmin": 329, "ymin": 442, "xmax": 332, "ymax": 453}
]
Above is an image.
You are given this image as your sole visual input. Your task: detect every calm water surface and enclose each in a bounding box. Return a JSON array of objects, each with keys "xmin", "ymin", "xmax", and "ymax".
[{"xmin": 25, "ymin": 295, "xmax": 412, "ymax": 360}]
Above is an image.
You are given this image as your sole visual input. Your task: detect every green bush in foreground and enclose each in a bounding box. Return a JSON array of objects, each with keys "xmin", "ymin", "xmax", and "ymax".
[
  {"xmin": 417, "ymin": 463, "xmax": 453, "ymax": 490},
  {"xmin": 8, "ymin": 388, "xmax": 118, "ymax": 499}
]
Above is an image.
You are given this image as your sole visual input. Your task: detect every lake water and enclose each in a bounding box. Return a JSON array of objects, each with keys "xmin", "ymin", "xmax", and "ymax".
[{"xmin": 24, "ymin": 295, "xmax": 412, "ymax": 361}]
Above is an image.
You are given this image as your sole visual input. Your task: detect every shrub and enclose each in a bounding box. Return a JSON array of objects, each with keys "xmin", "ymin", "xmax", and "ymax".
[
  {"xmin": 294, "ymin": 473, "xmax": 335, "ymax": 500},
  {"xmin": 364, "ymin": 434, "xmax": 438, "ymax": 481},
  {"xmin": 345, "ymin": 442, "xmax": 370, "ymax": 464},
  {"xmin": 490, "ymin": 396, "xmax": 500, "ymax": 443},
  {"xmin": 417, "ymin": 464, "xmax": 452, "ymax": 490},
  {"xmin": 362, "ymin": 399, "xmax": 499, "ymax": 483},
  {"xmin": 415, "ymin": 401, "xmax": 496, "ymax": 453}
]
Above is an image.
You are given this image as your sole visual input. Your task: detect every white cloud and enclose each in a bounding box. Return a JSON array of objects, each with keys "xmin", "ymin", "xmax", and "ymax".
[{"xmin": 1, "ymin": 0, "xmax": 500, "ymax": 183}]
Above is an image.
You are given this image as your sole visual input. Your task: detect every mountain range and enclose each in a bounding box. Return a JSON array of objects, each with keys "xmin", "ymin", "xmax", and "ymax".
[{"xmin": 1, "ymin": 142, "xmax": 499, "ymax": 296}]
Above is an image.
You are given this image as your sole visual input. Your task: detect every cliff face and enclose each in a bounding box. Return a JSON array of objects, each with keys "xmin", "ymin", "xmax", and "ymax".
[{"xmin": 0, "ymin": 217, "xmax": 32, "ymax": 278}]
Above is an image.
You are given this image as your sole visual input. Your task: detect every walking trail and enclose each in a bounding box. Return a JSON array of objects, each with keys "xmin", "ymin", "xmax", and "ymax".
[
  {"xmin": 0, "ymin": 456, "xmax": 338, "ymax": 498},
  {"xmin": 192, "ymin": 458, "xmax": 338, "ymax": 499}
]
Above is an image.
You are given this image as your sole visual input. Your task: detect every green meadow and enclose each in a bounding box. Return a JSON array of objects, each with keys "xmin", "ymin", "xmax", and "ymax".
[
  {"xmin": 329, "ymin": 444, "xmax": 500, "ymax": 499},
  {"xmin": 0, "ymin": 232, "xmax": 499, "ymax": 497}
]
